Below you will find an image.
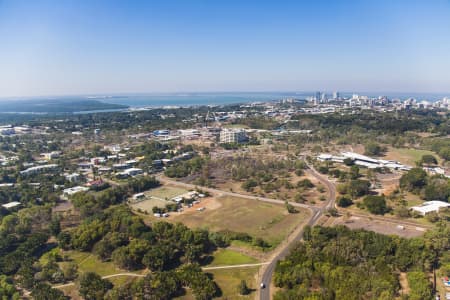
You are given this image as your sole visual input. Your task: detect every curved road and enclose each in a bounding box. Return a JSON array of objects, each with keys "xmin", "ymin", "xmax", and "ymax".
[
  {"xmin": 157, "ymin": 166, "xmax": 336, "ymax": 300},
  {"xmin": 157, "ymin": 167, "xmax": 422, "ymax": 300},
  {"xmin": 259, "ymin": 164, "xmax": 336, "ymax": 300}
]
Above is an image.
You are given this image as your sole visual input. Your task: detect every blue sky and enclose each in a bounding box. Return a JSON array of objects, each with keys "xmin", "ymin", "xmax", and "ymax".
[{"xmin": 0, "ymin": 0, "xmax": 450, "ymax": 97}]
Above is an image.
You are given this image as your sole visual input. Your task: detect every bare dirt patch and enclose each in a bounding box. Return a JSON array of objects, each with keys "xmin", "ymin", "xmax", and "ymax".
[
  {"xmin": 399, "ymin": 272, "xmax": 410, "ymax": 296},
  {"xmin": 330, "ymin": 216, "xmax": 425, "ymax": 238}
]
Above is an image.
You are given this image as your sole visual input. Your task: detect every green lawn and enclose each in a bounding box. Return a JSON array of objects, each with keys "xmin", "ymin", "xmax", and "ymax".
[
  {"xmin": 385, "ymin": 148, "xmax": 440, "ymax": 166},
  {"xmin": 60, "ymin": 250, "xmax": 126, "ymax": 277},
  {"xmin": 146, "ymin": 186, "xmax": 188, "ymax": 200},
  {"xmin": 208, "ymin": 249, "xmax": 259, "ymax": 267}
]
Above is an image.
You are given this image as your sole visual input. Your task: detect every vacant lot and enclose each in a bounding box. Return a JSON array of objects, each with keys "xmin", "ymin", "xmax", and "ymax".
[
  {"xmin": 171, "ymin": 196, "xmax": 308, "ymax": 247},
  {"xmin": 331, "ymin": 216, "xmax": 426, "ymax": 238}
]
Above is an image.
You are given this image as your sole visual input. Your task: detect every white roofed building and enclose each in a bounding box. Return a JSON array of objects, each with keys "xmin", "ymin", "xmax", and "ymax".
[
  {"xmin": 2, "ymin": 201, "xmax": 21, "ymax": 209},
  {"xmin": 411, "ymin": 201, "xmax": 450, "ymax": 216}
]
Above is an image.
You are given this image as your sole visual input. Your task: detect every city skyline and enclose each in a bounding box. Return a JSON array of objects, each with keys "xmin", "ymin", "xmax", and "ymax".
[{"xmin": 1, "ymin": 0, "xmax": 450, "ymax": 97}]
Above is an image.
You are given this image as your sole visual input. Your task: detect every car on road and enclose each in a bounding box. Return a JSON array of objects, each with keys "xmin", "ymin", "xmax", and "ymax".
[{"xmin": 260, "ymin": 282, "xmax": 265, "ymax": 289}]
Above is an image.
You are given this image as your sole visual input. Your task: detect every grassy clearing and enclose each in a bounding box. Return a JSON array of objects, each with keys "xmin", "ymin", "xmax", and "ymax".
[
  {"xmin": 58, "ymin": 285, "xmax": 80, "ymax": 300},
  {"xmin": 172, "ymin": 196, "xmax": 308, "ymax": 247},
  {"xmin": 146, "ymin": 186, "xmax": 188, "ymax": 200},
  {"xmin": 385, "ymin": 148, "xmax": 439, "ymax": 166},
  {"xmin": 207, "ymin": 267, "xmax": 260, "ymax": 299},
  {"xmin": 60, "ymin": 250, "xmax": 125, "ymax": 277},
  {"xmin": 208, "ymin": 249, "xmax": 259, "ymax": 267}
]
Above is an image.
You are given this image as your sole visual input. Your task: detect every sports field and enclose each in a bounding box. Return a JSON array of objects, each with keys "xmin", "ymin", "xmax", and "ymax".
[{"xmin": 146, "ymin": 186, "xmax": 189, "ymax": 200}]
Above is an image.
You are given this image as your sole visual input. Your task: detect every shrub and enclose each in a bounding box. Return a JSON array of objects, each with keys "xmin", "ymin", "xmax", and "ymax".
[
  {"xmin": 337, "ymin": 196, "xmax": 353, "ymax": 208},
  {"xmin": 238, "ymin": 280, "xmax": 250, "ymax": 295},
  {"xmin": 363, "ymin": 195, "xmax": 388, "ymax": 215}
]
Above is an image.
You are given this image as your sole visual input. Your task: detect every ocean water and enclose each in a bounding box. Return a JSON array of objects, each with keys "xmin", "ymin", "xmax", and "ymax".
[
  {"xmin": 0, "ymin": 92, "xmax": 448, "ymax": 114},
  {"xmin": 90, "ymin": 92, "xmax": 311, "ymax": 108},
  {"xmin": 91, "ymin": 92, "xmax": 449, "ymax": 108}
]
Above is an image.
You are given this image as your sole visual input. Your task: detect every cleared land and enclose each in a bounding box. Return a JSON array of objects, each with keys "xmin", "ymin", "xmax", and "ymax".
[
  {"xmin": 171, "ymin": 196, "xmax": 308, "ymax": 247},
  {"xmin": 331, "ymin": 216, "xmax": 425, "ymax": 238}
]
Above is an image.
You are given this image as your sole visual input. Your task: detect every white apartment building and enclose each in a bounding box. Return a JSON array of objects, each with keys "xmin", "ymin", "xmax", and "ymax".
[{"xmin": 219, "ymin": 129, "xmax": 248, "ymax": 144}]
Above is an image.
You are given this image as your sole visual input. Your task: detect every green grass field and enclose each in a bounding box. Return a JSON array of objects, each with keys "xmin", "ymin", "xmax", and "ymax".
[
  {"xmin": 146, "ymin": 186, "xmax": 188, "ymax": 200},
  {"xmin": 60, "ymin": 250, "xmax": 126, "ymax": 277},
  {"xmin": 385, "ymin": 148, "xmax": 440, "ymax": 166},
  {"xmin": 208, "ymin": 249, "xmax": 259, "ymax": 267}
]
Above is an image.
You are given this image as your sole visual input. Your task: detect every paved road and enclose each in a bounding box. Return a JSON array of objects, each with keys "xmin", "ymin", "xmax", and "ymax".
[
  {"xmin": 259, "ymin": 164, "xmax": 336, "ymax": 300},
  {"xmin": 157, "ymin": 168, "xmax": 427, "ymax": 300}
]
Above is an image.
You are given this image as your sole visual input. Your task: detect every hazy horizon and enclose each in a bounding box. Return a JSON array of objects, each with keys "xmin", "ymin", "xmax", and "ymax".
[{"xmin": 1, "ymin": 90, "xmax": 449, "ymax": 102}]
